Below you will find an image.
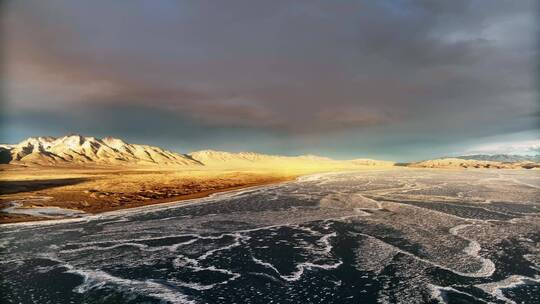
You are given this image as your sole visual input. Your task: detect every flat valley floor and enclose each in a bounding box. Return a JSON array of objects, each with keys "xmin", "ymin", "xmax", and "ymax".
[{"xmin": 1, "ymin": 168, "xmax": 539, "ymax": 303}]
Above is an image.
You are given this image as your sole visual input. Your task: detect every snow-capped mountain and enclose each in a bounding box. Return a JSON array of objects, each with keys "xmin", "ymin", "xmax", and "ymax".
[
  {"xmin": 0, "ymin": 134, "xmax": 202, "ymax": 166},
  {"xmin": 455, "ymin": 154, "xmax": 540, "ymax": 163}
]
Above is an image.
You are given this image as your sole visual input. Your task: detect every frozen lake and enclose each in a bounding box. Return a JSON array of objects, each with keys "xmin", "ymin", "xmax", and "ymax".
[{"xmin": 1, "ymin": 169, "xmax": 539, "ymax": 303}]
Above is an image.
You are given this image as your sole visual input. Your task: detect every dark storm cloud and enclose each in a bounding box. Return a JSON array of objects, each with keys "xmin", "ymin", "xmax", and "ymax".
[{"xmin": 2, "ymin": 0, "xmax": 538, "ymax": 159}]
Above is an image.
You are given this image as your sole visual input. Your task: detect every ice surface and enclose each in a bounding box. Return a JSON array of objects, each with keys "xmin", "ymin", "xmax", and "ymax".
[{"xmin": 1, "ymin": 169, "xmax": 539, "ymax": 303}]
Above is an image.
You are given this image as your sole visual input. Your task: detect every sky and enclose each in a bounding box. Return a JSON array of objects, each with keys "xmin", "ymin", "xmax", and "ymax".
[{"xmin": 1, "ymin": 0, "xmax": 538, "ymax": 161}]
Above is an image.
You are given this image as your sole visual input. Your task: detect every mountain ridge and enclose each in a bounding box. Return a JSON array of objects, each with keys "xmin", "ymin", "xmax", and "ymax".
[
  {"xmin": 0, "ymin": 135, "xmax": 393, "ymax": 168},
  {"xmin": 407, "ymin": 157, "xmax": 539, "ymax": 169},
  {"xmin": 0, "ymin": 135, "xmax": 202, "ymax": 167},
  {"xmin": 454, "ymin": 154, "xmax": 540, "ymax": 163}
]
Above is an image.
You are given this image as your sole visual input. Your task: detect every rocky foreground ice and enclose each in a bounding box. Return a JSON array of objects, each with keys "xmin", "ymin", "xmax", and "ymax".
[{"xmin": 1, "ymin": 169, "xmax": 539, "ymax": 303}]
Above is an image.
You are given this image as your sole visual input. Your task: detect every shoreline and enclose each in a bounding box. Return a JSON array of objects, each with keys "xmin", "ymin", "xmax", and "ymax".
[{"xmin": 0, "ymin": 175, "xmax": 297, "ymax": 225}]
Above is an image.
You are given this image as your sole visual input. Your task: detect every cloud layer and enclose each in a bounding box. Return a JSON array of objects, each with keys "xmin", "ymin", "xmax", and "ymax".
[{"xmin": 2, "ymin": 0, "xmax": 538, "ymax": 160}]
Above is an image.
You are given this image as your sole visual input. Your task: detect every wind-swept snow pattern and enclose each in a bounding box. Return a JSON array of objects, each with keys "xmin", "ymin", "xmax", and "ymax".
[
  {"xmin": 2, "ymin": 202, "xmax": 86, "ymax": 218},
  {"xmin": 1, "ymin": 169, "xmax": 539, "ymax": 303}
]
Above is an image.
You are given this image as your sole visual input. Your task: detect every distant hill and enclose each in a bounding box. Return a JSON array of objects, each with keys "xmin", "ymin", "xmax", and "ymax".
[
  {"xmin": 454, "ymin": 154, "xmax": 540, "ymax": 163},
  {"xmin": 0, "ymin": 135, "xmax": 394, "ymax": 169},
  {"xmin": 189, "ymin": 150, "xmax": 394, "ymax": 170},
  {"xmin": 408, "ymin": 157, "xmax": 539, "ymax": 169}
]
